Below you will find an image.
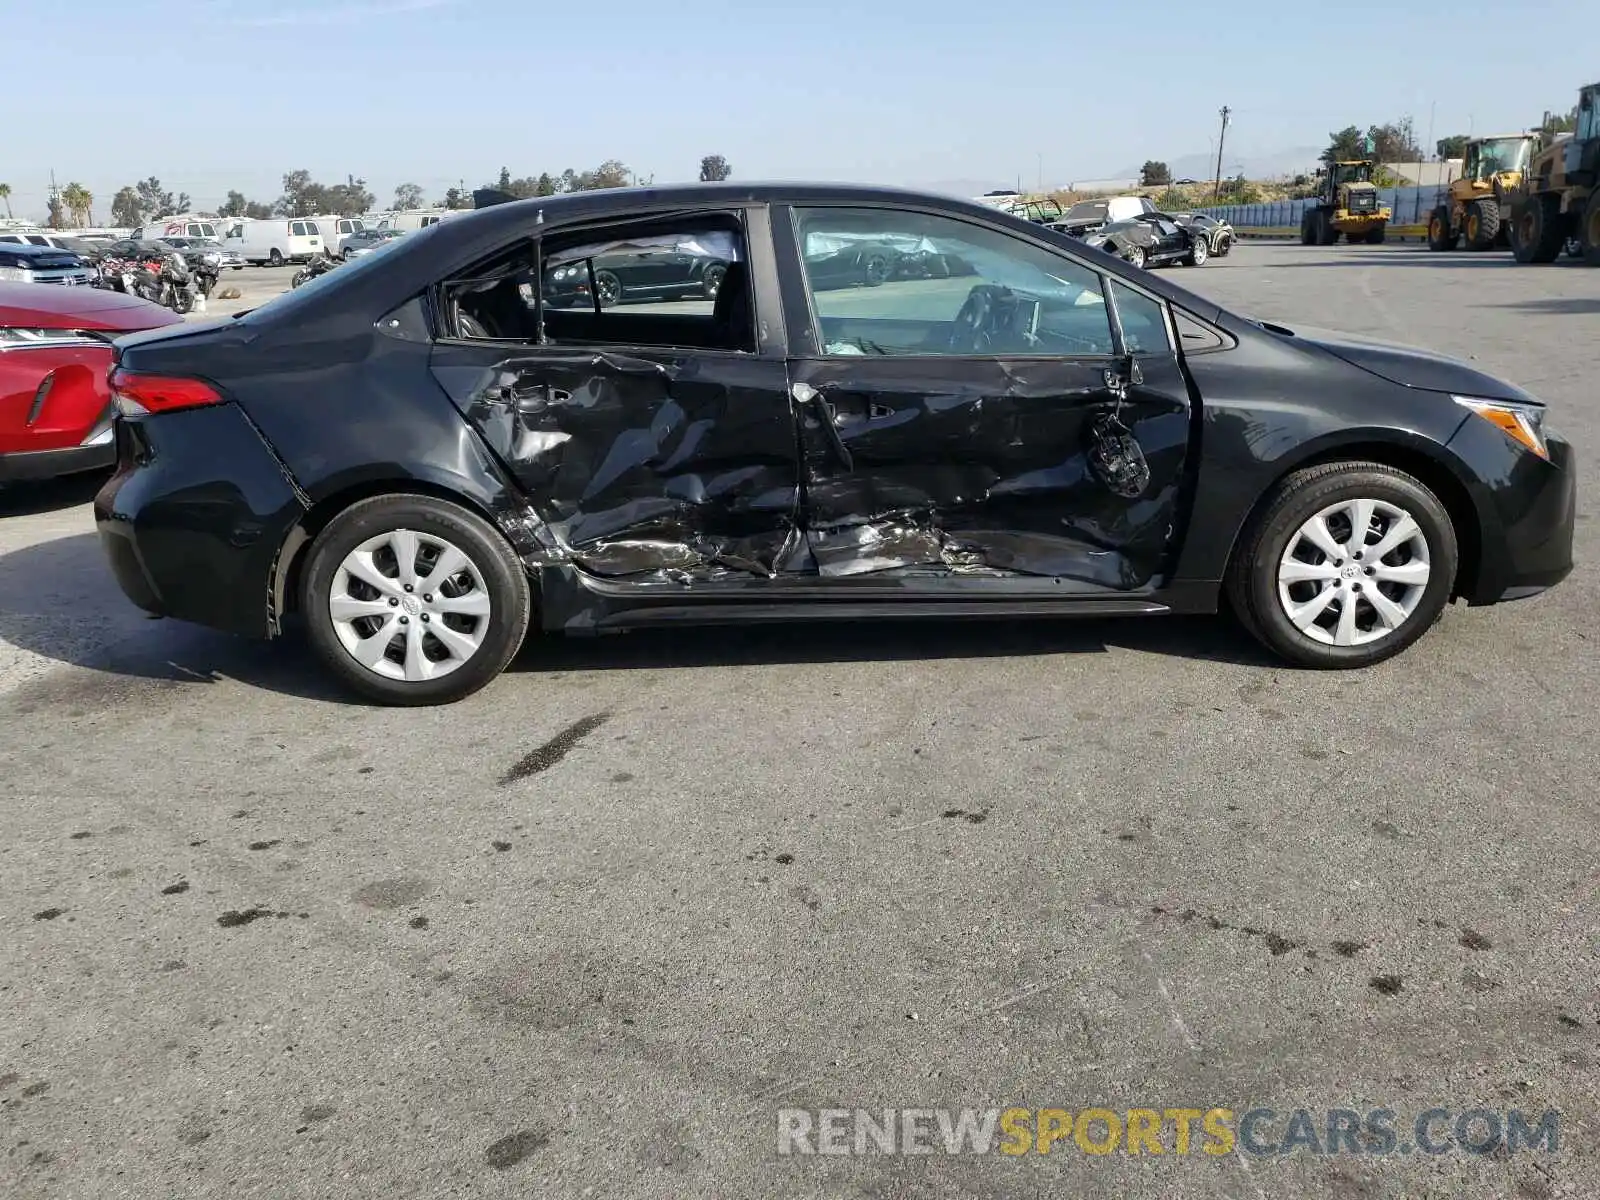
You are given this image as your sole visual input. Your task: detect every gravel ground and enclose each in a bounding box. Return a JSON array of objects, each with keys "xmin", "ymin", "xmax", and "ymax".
[{"xmin": 1, "ymin": 244, "xmax": 1597, "ymax": 1200}]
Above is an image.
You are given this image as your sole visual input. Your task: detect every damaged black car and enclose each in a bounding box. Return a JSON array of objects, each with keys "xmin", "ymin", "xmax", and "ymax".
[{"xmin": 96, "ymin": 183, "xmax": 1576, "ymax": 705}]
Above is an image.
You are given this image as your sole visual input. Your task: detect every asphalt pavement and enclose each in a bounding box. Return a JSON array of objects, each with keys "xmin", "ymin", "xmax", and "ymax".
[{"xmin": 1, "ymin": 245, "xmax": 1597, "ymax": 1200}]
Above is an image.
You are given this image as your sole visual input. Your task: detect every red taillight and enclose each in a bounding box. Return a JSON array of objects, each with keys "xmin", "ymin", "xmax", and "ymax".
[{"xmin": 109, "ymin": 368, "xmax": 223, "ymax": 416}]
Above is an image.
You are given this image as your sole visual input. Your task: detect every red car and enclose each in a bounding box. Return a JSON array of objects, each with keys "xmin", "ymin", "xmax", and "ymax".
[{"xmin": 0, "ymin": 282, "xmax": 183, "ymax": 483}]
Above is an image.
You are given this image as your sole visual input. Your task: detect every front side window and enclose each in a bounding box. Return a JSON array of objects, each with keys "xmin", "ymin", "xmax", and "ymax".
[
  {"xmin": 793, "ymin": 206, "xmax": 1115, "ymax": 357},
  {"xmin": 290, "ymin": 222, "xmax": 305, "ymax": 236}
]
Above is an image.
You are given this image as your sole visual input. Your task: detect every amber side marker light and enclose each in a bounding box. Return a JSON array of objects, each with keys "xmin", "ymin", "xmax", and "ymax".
[
  {"xmin": 110, "ymin": 368, "xmax": 223, "ymax": 417},
  {"xmin": 1451, "ymin": 395, "xmax": 1550, "ymax": 461}
]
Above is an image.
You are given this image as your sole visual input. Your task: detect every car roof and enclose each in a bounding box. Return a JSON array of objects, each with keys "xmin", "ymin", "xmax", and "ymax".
[
  {"xmin": 0, "ymin": 281, "xmax": 186, "ymax": 331},
  {"xmin": 0, "ymin": 240, "xmax": 82, "ymax": 258}
]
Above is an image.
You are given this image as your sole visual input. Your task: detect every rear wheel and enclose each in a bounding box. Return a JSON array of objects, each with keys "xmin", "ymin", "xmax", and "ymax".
[
  {"xmin": 1225, "ymin": 463, "xmax": 1457, "ymax": 669},
  {"xmin": 701, "ymin": 262, "xmax": 727, "ymax": 299},
  {"xmin": 1465, "ymin": 198, "xmax": 1500, "ymax": 250},
  {"xmin": 1365, "ymin": 225, "xmax": 1387, "ymax": 244},
  {"xmin": 861, "ymin": 254, "xmax": 892, "ymax": 286},
  {"xmin": 1510, "ymin": 194, "xmax": 1564, "ymax": 263},
  {"xmin": 1427, "ymin": 206, "xmax": 1458, "ymax": 251},
  {"xmin": 1582, "ymin": 190, "xmax": 1600, "ymax": 266},
  {"xmin": 593, "ymin": 270, "xmax": 622, "ymax": 307},
  {"xmin": 269, "ymin": 248, "xmax": 284, "ymax": 267},
  {"xmin": 1300, "ymin": 213, "xmax": 1316, "ymax": 245},
  {"xmin": 1317, "ymin": 214, "xmax": 1339, "ymax": 246},
  {"xmin": 1186, "ymin": 236, "xmax": 1208, "ymax": 266},
  {"xmin": 1122, "ymin": 244, "xmax": 1147, "ymax": 269},
  {"xmin": 300, "ymin": 495, "xmax": 532, "ymax": 706}
]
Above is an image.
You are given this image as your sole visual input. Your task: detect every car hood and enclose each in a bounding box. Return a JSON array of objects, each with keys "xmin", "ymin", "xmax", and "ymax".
[{"xmin": 1259, "ymin": 321, "xmax": 1538, "ymax": 403}]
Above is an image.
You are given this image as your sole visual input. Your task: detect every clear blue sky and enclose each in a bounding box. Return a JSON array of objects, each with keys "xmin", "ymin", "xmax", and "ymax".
[{"xmin": 3, "ymin": 0, "xmax": 1594, "ymax": 221}]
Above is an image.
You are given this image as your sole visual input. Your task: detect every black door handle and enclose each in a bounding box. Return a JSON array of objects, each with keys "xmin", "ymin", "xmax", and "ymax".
[{"xmin": 791, "ymin": 382, "xmax": 854, "ymax": 471}]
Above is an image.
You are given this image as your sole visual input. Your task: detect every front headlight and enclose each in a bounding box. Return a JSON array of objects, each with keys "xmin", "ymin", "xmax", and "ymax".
[
  {"xmin": 1452, "ymin": 395, "xmax": 1549, "ymax": 460},
  {"xmin": 204, "ymin": 252, "xmax": 221, "ymax": 265},
  {"xmin": 0, "ymin": 266, "xmax": 29, "ymax": 282}
]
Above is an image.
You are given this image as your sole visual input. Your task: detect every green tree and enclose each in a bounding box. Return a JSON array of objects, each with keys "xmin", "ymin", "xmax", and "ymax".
[
  {"xmin": 110, "ymin": 186, "xmax": 143, "ymax": 227},
  {"xmin": 135, "ymin": 176, "xmax": 187, "ymax": 219},
  {"xmin": 60, "ymin": 182, "xmax": 92, "ymax": 227},
  {"xmin": 1321, "ymin": 126, "xmax": 1366, "ymax": 164},
  {"xmin": 392, "ymin": 182, "xmax": 425, "ymax": 211},
  {"xmin": 219, "ymin": 190, "xmax": 248, "ymax": 218},
  {"xmin": 699, "ymin": 154, "xmax": 732, "ymax": 182},
  {"xmin": 0, "ymin": 182, "xmax": 11, "ymax": 219},
  {"xmin": 1435, "ymin": 134, "xmax": 1469, "ymax": 160},
  {"xmin": 1140, "ymin": 160, "xmax": 1172, "ymax": 187},
  {"xmin": 1367, "ymin": 116, "xmax": 1421, "ymax": 162},
  {"xmin": 442, "ymin": 187, "xmax": 467, "ymax": 210},
  {"xmin": 244, "ymin": 201, "xmax": 274, "ymax": 219},
  {"xmin": 535, "ymin": 172, "xmax": 558, "ymax": 196},
  {"xmin": 1539, "ymin": 106, "xmax": 1576, "ymax": 139}
]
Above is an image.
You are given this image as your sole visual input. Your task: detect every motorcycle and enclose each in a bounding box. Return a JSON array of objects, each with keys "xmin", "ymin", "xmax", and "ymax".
[
  {"xmin": 96, "ymin": 251, "xmax": 198, "ymax": 315},
  {"xmin": 291, "ymin": 252, "xmax": 340, "ymax": 288}
]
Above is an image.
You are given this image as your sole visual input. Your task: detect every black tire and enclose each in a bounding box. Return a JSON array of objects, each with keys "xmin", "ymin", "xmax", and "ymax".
[
  {"xmin": 861, "ymin": 254, "xmax": 892, "ymax": 286},
  {"xmin": 1566, "ymin": 235, "xmax": 1584, "ymax": 259},
  {"xmin": 1317, "ymin": 213, "xmax": 1339, "ymax": 246},
  {"xmin": 1186, "ymin": 235, "xmax": 1208, "ymax": 266},
  {"xmin": 1122, "ymin": 244, "xmax": 1147, "ymax": 269},
  {"xmin": 1510, "ymin": 194, "xmax": 1564, "ymax": 263},
  {"xmin": 1582, "ymin": 189, "xmax": 1600, "ymax": 266},
  {"xmin": 269, "ymin": 248, "xmax": 284, "ymax": 267},
  {"xmin": 593, "ymin": 270, "xmax": 621, "ymax": 308},
  {"xmin": 1215, "ymin": 233, "xmax": 1232, "ymax": 257},
  {"xmin": 300, "ymin": 494, "xmax": 532, "ymax": 706},
  {"xmin": 1224, "ymin": 462, "xmax": 1458, "ymax": 669},
  {"xmin": 1465, "ymin": 198, "xmax": 1500, "ymax": 250},
  {"xmin": 1365, "ymin": 225, "xmax": 1387, "ymax": 244},
  {"xmin": 1300, "ymin": 213, "xmax": 1316, "ymax": 246},
  {"xmin": 1426, "ymin": 206, "xmax": 1458, "ymax": 251},
  {"xmin": 701, "ymin": 261, "xmax": 727, "ymax": 299}
]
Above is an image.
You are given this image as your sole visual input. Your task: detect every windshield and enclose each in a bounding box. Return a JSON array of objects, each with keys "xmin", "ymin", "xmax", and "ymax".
[
  {"xmin": 1331, "ymin": 163, "xmax": 1372, "ymax": 185},
  {"xmin": 1063, "ymin": 201, "xmax": 1109, "ymax": 221},
  {"xmin": 1471, "ymin": 138, "xmax": 1533, "ymax": 178}
]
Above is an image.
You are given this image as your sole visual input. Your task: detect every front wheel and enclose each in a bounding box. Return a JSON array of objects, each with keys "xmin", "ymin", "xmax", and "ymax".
[
  {"xmin": 1582, "ymin": 189, "xmax": 1600, "ymax": 266},
  {"xmin": 300, "ymin": 495, "xmax": 532, "ymax": 705},
  {"xmin": 269, "ymin": 248, "xmax": 284, "ymax": 267},
  {"xmin": 1225, "ymin": 463, "xmax": 1457, "ymax": 668},
  {"xmin": 1121, "ymin": 244, "xmax": 1147, "ymax": 269},
  {"xmin": 1186, "ymin": 236, "xmax": 1208, "ymax": 266},
  {"xmin": 1427, "ymin": 206, "xmax": 1458, "ymax": 251}
]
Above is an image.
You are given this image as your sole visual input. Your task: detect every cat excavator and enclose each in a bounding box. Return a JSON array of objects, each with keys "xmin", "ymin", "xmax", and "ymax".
[
  {"xmin": 1507, "ymin": 81, "xmax": 1600, "ymax": 265},
  {"xmin": 1426, "ymin": 134, "xmax": 1537, "ymax": 251},
  {"xmin": 1300, "ymin": 160, "xmax": 1391, "ymax": 245}
]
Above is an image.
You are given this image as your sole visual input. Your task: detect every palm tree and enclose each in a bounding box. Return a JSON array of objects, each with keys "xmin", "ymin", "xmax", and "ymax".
[
  {"xmin": 0, "ymin": 183, "xmax": 12, "ymax": 219},
  {"xmin": 60, "ymin": 183, "xmax": 93, "ymax": 228}
]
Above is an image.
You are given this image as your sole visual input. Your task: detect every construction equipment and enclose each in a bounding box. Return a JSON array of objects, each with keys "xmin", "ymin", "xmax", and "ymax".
[
  {"xmin": 1300, "ymin": 160, "xmax": 1391, "ymax": 246},
  {"xmin": 1508, "ymin": 82, "xmax": 1600, "ymax": 265},
  {"xmin": 1426, "ymin": 134, "xmax": 1537, "ymax": 251}
]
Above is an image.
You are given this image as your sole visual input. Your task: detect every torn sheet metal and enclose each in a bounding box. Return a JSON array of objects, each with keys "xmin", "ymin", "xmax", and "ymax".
[
  {"xmin": 790, "ymin": 352, "xmax": 1191, "ymax": 587},
  {"xmin": 429, "ymin": 346, "xmax": 802, "ymax": 581}
]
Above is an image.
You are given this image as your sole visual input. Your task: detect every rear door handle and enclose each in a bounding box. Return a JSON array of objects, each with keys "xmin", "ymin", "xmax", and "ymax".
[{"xmin": 791, "ymin": 382, "xmax": 855, "ymax": 471}]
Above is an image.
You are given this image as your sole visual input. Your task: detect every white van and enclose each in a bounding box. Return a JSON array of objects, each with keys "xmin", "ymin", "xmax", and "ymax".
[
  {"xmin": 136, "ymin": 217, "xmax": 223, "ymax": 241},
  {"xmin": 377, "ymin": 210, "xmax": 455, "ymax": 233},
  {"xmin": 224, "ymin": 218, "xmax": 325, "ymax": 266},
  {"xmin": 312, "ymin": 215, "xmax": 368, "ymax": 257}
]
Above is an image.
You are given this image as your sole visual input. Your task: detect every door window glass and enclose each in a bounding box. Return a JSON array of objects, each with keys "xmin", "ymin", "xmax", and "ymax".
[
  {"xmin": 443, "ymin": 219, "xmax": 754, "ymax": 354},
  {"xmin": 304, "ymin": 221, "xmax": 321, "ymax": 237},
  {"xmin": 290, "ymin": 222, "xmax": 305, "ymax": 236},
  {"xmin": 1107, "ymin": 279, "xmax": 1171, "ymax": 355},
  {"xmin": 793, "ymin": 206, "xmax": 1113, "ymax": 357}
]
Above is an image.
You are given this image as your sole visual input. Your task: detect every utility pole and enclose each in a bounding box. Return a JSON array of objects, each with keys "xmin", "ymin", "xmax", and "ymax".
[
  {"xmin": 48, "ymin": 169, "xmax": 60, "ymax": 229},
  {"xmin": 1212, "ymin": 106, "xmax": 1231, "ymax": 202}
]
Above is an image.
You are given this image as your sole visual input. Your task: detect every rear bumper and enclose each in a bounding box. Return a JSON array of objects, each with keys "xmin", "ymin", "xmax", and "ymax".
[
  {"xmin": 0, "ymin": 438, "xmax": 114, "ymax": 483},
  {"xmin": 95, "ymin": 403, "xmax": 307, "ymax": 636}
]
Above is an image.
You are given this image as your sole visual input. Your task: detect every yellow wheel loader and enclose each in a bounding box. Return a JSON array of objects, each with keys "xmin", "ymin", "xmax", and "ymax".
[
  {"xmin": 1426, "ymin": 134, "xmax": 1537, "ymax": 251},
  {"xmin": 1300, "ymin": 160, "xmax": 1392, "ymax": 246},
  {"xmin": 1508, "ymin": 81, "xmax": 1600, "ymax": 265}
]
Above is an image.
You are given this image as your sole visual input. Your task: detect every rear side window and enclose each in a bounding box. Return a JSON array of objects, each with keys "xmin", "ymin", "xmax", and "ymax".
[
  {"xmin": 290, "ymin": 222, "xmax": 306, "ymax": 236},
  {"xmin": 421, "ymin": 216, "xmax": 440, "ymax": 228},
  {"xmin": 304, "ymin": 221, "xmax": 322, "ymax": 237},
  {"xmin": 26, "ymin": 235, "xmax": 50, "ymax": 246}
]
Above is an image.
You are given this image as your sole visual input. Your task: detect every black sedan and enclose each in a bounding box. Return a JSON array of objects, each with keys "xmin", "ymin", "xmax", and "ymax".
[
  {"xmin": 1170, "ymin": 212, "xmax": 1235, "ymax": 256},
  {"xmin": 543, "ymin": 242, "xmax": 728, "ymax": 308},
  {"xmin": 1080, "ymin": 214, "xmax": 1208, "ymax": 268},
  {"xmin": 95, "ymin": 182, "xmax": 1575, "ymax": 705}
]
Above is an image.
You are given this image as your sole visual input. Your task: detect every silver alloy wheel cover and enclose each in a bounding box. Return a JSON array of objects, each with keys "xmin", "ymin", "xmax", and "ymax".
[
  {"xmin": 329, "ymin": 528, "xmax": 493, "ymax": 682},
  {"xmin": 1192, "ymin": 238, "xmax": 1207, "ymax": 264},
  {"xmin": 1276, "ymin": 498, "xmax": 1432, "ymax": 647}
]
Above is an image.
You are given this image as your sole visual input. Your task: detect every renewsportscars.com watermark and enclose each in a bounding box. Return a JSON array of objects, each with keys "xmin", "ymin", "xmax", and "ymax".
[{"xmin": 777, "ymin": 1107, "xmax": 1561, "ymax": 1158}]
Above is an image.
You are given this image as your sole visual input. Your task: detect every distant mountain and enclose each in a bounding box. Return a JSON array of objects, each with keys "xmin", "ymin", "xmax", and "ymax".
[{"xmin": 1114, "ymin": 147, "xmax": 1325, "ymax": 182}]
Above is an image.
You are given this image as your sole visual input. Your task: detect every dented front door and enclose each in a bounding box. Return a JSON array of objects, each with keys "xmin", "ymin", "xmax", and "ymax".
[{"xmin": 429, "ymin": 345, "xmax": 802, "ymax": 580}]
